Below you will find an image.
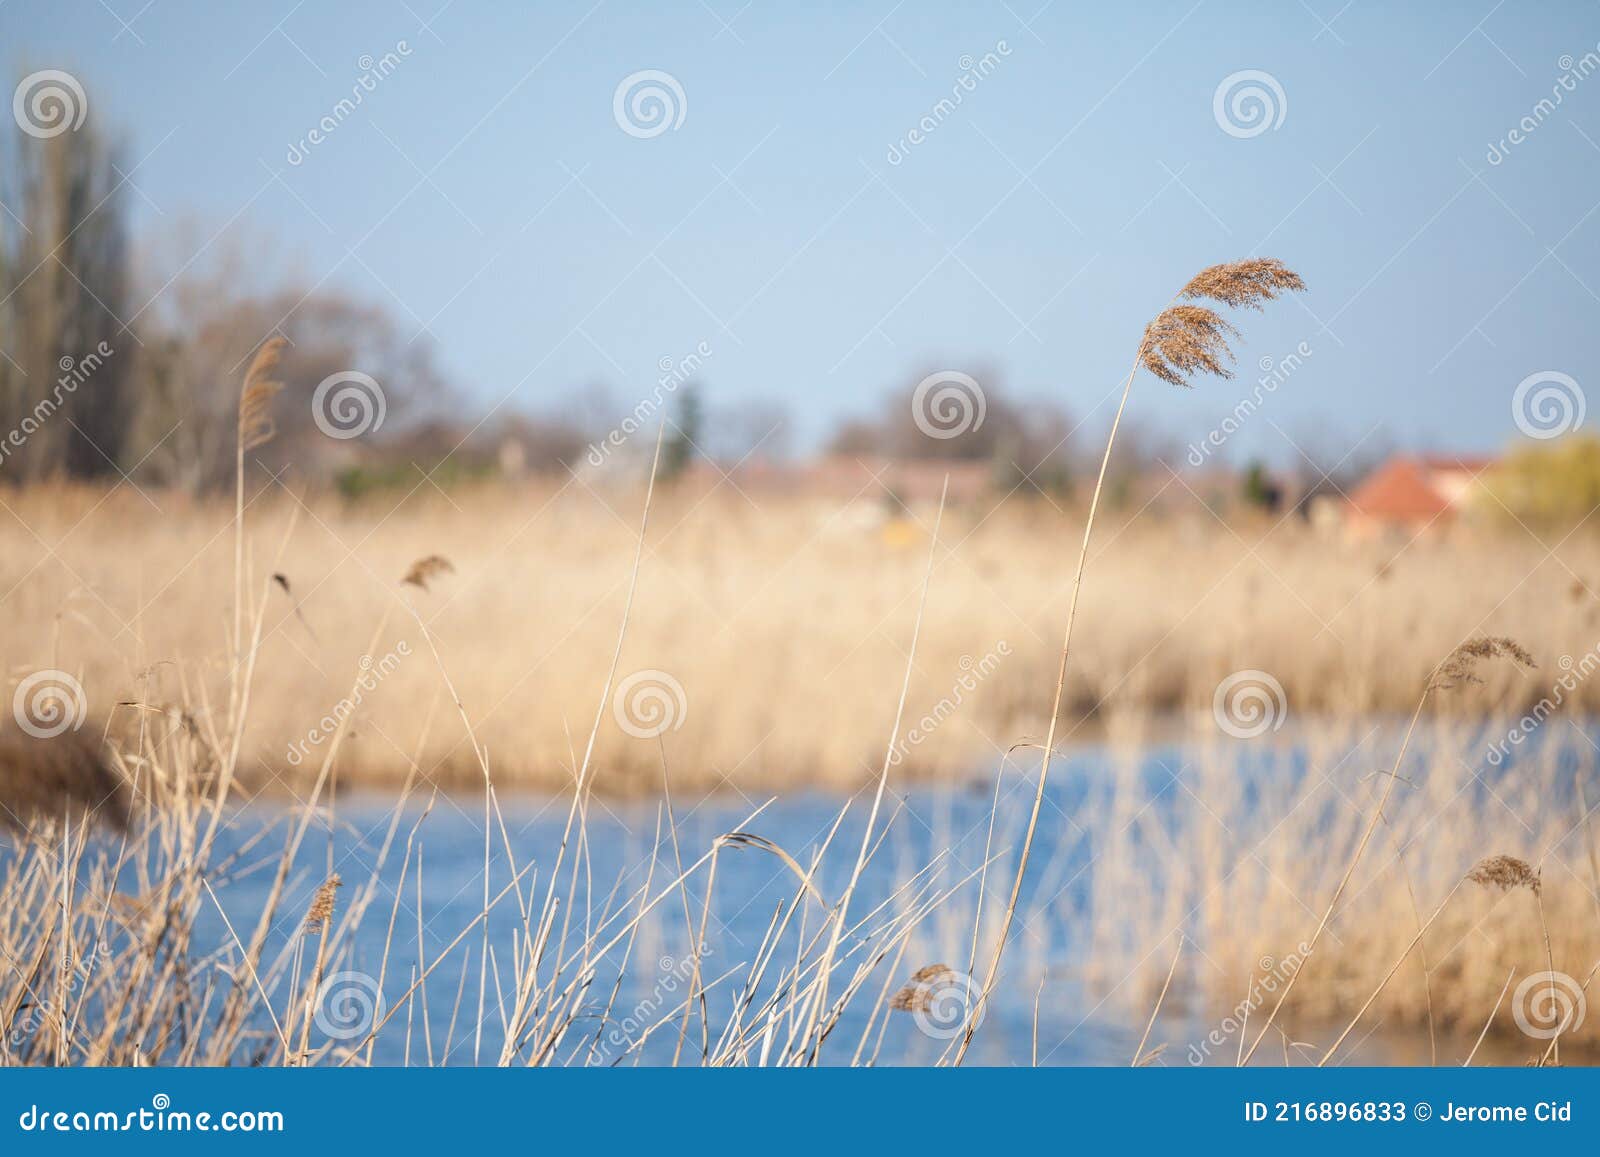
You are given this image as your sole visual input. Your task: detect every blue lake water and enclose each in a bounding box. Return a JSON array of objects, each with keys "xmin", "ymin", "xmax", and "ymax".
[{"xmin": 12, "ymin": 719, "xmax": 1590, "ymax": 1066}]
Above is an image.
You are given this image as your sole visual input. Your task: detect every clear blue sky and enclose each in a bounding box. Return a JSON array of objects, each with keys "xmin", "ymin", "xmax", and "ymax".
[{"xmin": 7, "ymin": 0, "xmax": 1600, "ymax": 465}]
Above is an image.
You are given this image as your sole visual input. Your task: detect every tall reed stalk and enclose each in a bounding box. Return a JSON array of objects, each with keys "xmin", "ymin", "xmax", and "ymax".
[{"xmin": 955, "ymin": 259, "xmax": 1305, "ymax": 1063}]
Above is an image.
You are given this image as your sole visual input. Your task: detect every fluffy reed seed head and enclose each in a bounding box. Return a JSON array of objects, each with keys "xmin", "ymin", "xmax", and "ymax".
[
  {"xmin": 1139, "ymin": 258, "xmax": 1306, "ymax": 387},
  {"xmin": 238, "ymin": 337, "xmax": 287, "ymax": 453},
  {"xmin": 888, "ymin": 963, "xmax": 958, "ymax": 1012},
  {"xmin": 1140, "ymin": 305, "xmax": 1240, "ymax": 386},
  {"xmin": 1429, "ymin": 636, "xmax": 1536, "ymax": 691},
  {"xmin": 1181, "ymin": 258, "xmax": 1306, "ymax": 310},
  {"xmin": 402, "ymin": 555, "xmax": 455, "ymax": 592},
  {"xmin": 1466, "ymin": 854, "xmax": 1540, "ymax": 894},
  {"xmin": 304, "ymin": 872, "xmax": 342, "ymax": 932}
]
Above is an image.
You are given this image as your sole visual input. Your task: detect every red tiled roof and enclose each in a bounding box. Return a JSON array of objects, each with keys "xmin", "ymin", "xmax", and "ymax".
[{"xmin": 1348, "ymin": 458, "xmax": 1452, "ymax": 521}]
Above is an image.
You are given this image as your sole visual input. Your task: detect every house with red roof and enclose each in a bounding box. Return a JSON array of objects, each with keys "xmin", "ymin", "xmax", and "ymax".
[{"xmin": 1343, "ymin": 454, "xmax": 1497, "ymax": 537}]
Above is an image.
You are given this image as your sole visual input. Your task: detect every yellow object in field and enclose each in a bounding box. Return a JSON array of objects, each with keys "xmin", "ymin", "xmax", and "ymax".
[{"xmin": 881, "ymin": 518, "xmax": 920, "ymax": 548}]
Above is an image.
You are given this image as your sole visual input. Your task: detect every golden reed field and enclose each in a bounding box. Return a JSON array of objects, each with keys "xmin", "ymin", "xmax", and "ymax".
[
  {"xmin": 3, "ymin": 478, "xmax": 1595, "ymax": 795},
  {"xmin": 4, "ymin": 478, "xmax": 1599, "ymax": 1062}
]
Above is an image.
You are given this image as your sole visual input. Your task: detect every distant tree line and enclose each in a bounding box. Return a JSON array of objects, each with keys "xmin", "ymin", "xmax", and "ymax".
[{"xmin": 3, "ymin": 76, "xmax": 1333, "ymax": 507}]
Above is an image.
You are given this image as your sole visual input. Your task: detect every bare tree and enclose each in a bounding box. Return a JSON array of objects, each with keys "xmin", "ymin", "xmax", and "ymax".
[
  {"xmin": 825, "ymin": 368, "xmax": 1077, "ymax": 490},
  {"xmin": 0, "ymin": 99, "xmax": 133, "ymax": 482},
  {"xmin": 131, "ymin": 225, "xmax": 455, "ymax": 492}
]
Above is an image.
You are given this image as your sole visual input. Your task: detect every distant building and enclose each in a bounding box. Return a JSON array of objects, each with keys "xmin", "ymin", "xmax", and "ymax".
[
  {"xmin": 1342, "ymin": 454, "xmax": 1496, "ymax": 536},
  {"xmin": 676, "ymin": 456, "xmax": 994, "ymax": 505}
]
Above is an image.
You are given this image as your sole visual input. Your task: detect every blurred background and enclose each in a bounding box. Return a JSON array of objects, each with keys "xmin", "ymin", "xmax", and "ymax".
[
  {"xmin": 4, "ymin": 0, "xmax": 1600, "ymax": 1070},
  {"xmin": 1, "ymin": 0, "xmax": 1597, "ymax": 501}
]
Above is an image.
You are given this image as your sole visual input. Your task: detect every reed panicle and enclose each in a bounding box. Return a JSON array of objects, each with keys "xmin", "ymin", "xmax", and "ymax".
[
  {"xmin": 1467, "ymin": 855, "xmax": 1541, "ymax": 894},
  {"xmin": 1180, "ymin": 257, "xmax": 1306, "ymax": 309},
  {"xmin": 304, "ymin": 873, "xmax": 343, "ymax": 932},
  {"xmin": 1138, "ymin": 305, "xmax": 1240, "ymax": 385},
  {"xmin": 237, "ymin": 337, "xmax": 286, "ymax": 454},
  {"xmin": 888, "ymin": 963, "xmax": 957, "ymax": 1012},
  {"xmin": 402, "ymin": 555, "xmax": 454, "ymax": 591},
  {"xmin": 1430, "ymin": 636, "xmax": 1536, "ymax": 690},
  {"xmin": 1137, "ymin": 259, "xmax": 1306, "ymax": 386}
]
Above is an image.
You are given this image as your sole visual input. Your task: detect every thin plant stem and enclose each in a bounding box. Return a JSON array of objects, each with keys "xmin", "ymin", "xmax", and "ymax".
[{"xmin": 955, "ymin": 357, "xmax": 1140, "ymax": 1064}]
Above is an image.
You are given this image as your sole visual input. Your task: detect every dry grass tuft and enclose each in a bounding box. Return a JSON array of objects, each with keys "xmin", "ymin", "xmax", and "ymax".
[{"xmin": 0, "ymin": 731, "xmax": 127, "ymax": 832}]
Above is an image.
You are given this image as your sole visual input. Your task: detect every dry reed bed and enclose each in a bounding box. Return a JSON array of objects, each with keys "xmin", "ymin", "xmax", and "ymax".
[
  {"xmin": 2, "ymin": 256, "xmax": 1593, "ymax": 1067},
  {"xmin": 1061, "ymin": 718, "xmax": 1600, "ymax": 1061},
  {"xmin": 0, "ymin": 483, "xmax": 1596, "ymax": 794}
]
